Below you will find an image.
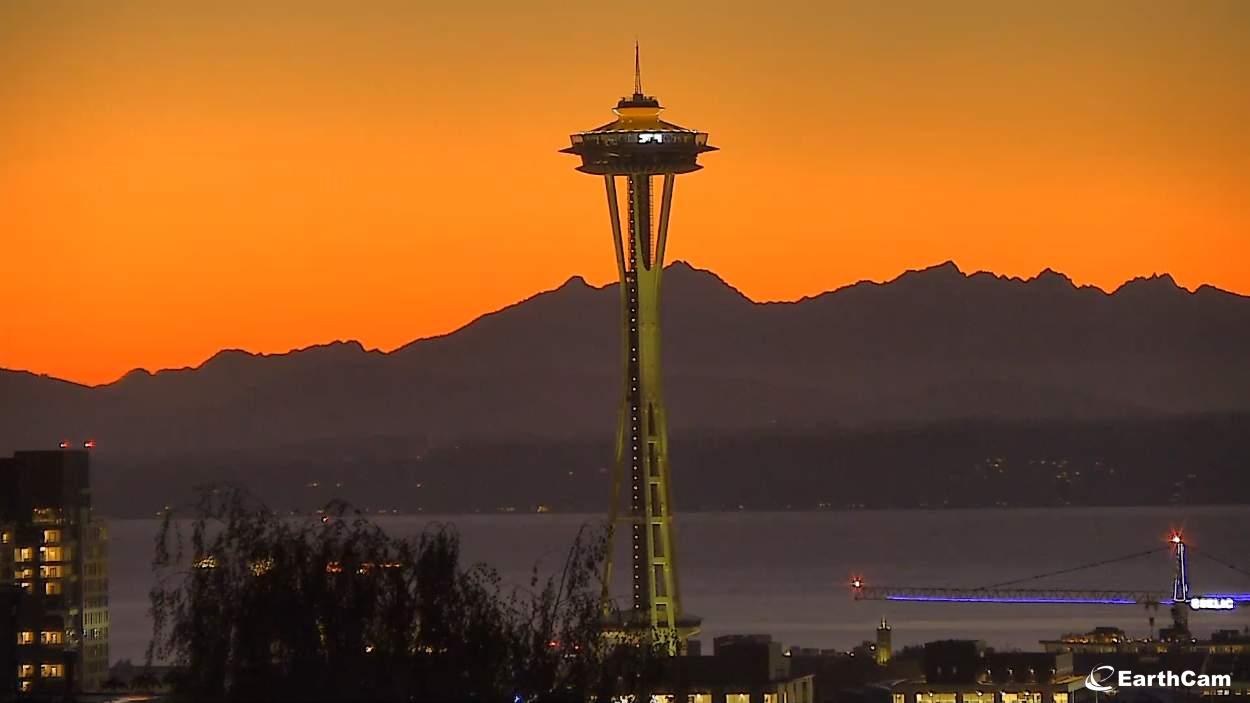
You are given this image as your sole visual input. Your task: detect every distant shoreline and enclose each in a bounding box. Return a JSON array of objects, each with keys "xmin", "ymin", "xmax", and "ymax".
[{"xmin": 96, "ymin": 502, "xmax": 1250, "ymax": 522}]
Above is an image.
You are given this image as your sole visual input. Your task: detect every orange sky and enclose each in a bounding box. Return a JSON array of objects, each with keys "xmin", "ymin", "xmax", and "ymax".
[{"xmin": 2, "ymin": 1, "xmax": 1248, "ymax": 386}]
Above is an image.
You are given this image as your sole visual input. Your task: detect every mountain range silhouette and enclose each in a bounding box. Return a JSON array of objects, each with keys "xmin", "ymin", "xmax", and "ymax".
[{"xmin": 3, "ymin": 260, "xmax": 1248, "ymax": 459}]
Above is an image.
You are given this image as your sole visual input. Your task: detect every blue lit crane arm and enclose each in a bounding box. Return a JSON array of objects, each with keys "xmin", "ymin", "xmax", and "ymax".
[
  {"xmin": 849, "ymin": 536, "xmax": 1250, "ymax": 608},
  {"xmin": 850, "ymin": 584, "xmax": 1167, "ymax": 605}
]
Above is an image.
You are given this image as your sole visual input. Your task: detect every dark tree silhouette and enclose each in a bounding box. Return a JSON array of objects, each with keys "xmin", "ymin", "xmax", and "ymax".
[{"xmin": 148, "ymin": 485, "xmax": 655, "ymax": 702}]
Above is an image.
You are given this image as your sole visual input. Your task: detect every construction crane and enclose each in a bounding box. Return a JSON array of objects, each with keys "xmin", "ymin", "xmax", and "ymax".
[{"xmin": 850, "ymin": 532, "xmax": 1250, "ymax": 636}]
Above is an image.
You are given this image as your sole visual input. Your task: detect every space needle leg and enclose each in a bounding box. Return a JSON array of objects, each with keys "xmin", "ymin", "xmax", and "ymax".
[
  {"xmin": 602, "ymin": 175, "xmax": 629, "ymax": 615},
  {"xmin": 655, "ymin": 173, "xmax": 675, "ymax": 268}
]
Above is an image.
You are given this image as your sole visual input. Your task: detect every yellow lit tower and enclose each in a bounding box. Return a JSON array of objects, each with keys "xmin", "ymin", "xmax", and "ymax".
[
  {"xmin": 876, "ymin": 617, "xmax": 892, "ymax": 665},
  {"xmin": 562, "ymin": 48, "xmax": 714, "ymax": 649}
]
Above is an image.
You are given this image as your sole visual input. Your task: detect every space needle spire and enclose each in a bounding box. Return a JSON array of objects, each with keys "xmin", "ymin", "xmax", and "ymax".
[{"xmin": 634, "ymin": 41, "xmax": 642, "ymax": 96}]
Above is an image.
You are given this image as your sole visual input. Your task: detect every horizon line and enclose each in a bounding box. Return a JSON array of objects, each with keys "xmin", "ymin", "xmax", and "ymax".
[{"xmin": 3, "ymin": 258, "xmax": 1244, "ymax": 389}]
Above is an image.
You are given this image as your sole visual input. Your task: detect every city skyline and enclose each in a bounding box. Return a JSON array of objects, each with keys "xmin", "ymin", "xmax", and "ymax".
[{"xmin": 3, "ymin": 1, "xmax": 1249, "ymax": 384}]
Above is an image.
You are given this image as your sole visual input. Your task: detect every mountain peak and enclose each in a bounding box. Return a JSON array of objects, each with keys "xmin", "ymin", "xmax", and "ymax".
[
  {"xmin": 663, "ymin": 260, "xmax": 754, "ymax": 305},
  {"xmin": 292, "ymin": 340, "xmax": 371, "ymax": 360},
  {"xmin": 893, "ymin": 260, "xmax": 967, "ymax": 287},
  {"xmin": 203, "ymin": 348, "xmax": 254, "ymax": 366},
  {"xmin": 1031, "ymin": 267, "xmax": 1077, "ymax": 290},
  {"xmin": 119, "ymin": 367, "xmax": 153, "ymax": 382},
  {"xmin": 304, "ymin": 339, "xmax": 366, "ymax": 353},
  {"xmin": 665, "ymin": 260, "xmax": 722, "ymax": 281},
  {"xmin": 1114, "ymin": 272, "xmax": 1184, "ymax": 296}
]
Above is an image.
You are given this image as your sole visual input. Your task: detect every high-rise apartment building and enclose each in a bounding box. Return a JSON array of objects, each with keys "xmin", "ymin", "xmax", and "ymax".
[{"xmin": 1, "ymin": 449, "xmax": 109, "ymax": 696}]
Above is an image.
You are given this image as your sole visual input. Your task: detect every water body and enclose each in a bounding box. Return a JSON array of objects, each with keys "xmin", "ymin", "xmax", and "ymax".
[{"xmin": 107, "ymin": 506, "xmax": 1250, "ymax": 664}]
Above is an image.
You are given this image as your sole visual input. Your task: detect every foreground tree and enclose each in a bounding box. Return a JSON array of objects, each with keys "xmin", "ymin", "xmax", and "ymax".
[{"xmin": 149, "ymin": 486, "xmax": 646, "ymax": 702}]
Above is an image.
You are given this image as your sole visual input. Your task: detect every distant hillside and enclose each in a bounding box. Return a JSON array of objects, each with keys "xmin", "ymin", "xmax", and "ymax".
[
  {"xmin": 86, "ymin": 413, "xmax": 1250, "ymax": 517},
  {"xmin": 3, "ymin": 261, "xmax": 1249, "ymax": 459}
]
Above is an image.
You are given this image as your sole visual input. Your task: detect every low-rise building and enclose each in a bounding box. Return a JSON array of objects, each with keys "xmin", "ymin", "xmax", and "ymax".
[
  {"xmin": 646, "ymin": 634, "xmax": 818, "ymax": 703},
  {"xmin": 886, "ymin": 640, "xmax": 1086, "ymax": 703},
  {"xmin": 1042, "ymin": 626, "xmax": 1250, "ymax": 657}
]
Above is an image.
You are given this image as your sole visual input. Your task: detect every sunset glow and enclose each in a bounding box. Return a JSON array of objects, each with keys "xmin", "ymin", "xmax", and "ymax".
[{"xmin": 3, "ymin": 1, "xmax": 1247, "ymax": 385}]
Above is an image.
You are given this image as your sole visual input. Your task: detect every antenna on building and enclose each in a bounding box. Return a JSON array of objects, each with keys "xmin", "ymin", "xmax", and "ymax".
[{"xmin": 634, "ymin": 40, "xmax": 642, "ymax": 96}]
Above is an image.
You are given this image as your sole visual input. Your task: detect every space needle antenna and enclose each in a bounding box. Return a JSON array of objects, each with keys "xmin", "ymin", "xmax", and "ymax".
[{"xmin": 634, "ymin": 41, "xmax": 642, "ymax": 96}]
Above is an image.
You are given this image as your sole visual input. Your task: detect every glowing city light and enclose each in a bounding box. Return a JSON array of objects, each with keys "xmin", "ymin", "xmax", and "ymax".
[{"xmin": 1189, "ymin": 597, "xmax": 1236, "ymax": 611}]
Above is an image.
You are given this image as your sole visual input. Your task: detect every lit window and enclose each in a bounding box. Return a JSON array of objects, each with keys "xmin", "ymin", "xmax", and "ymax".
[
  {"xmin": 16, "ymin": 631, "xmax": 34, "ymax": 645},
  {"xmin": 40, "ymin": 631, "xmax": 64, "ymax": 645},
  {"xmin": 17, "ymin": 664, "xmax": 34, "ymax": 678},
  {"xmin": 14, "ymin": 567, "xmax": 34, "ymax": 579},
  {"xmin": 15, "ymin": 547, "xmax": 34, "ymax": 562},
  {"xmin": 39, "ymin": 565, "xmax": 65, "ymax": 578},
  {"xmin": 41, "ymin": 663, "xmax": 65, "ymax": 678},
  {"xmin": 1, "ymin": 531, "xmax": 10, "ymax": 544},
  {"xmin": 19, "ymin": 681, "xmax": 31, "ymax": 693},
  {"xmin": 42, "ymin": 529, "xmax": 61, "ymax": 544},
  {"xmin": 17, "ymin": 582, "xmax": 32, "ymax": 594},
  {"xmin": 44, "ymin": 580, "xmax": 63, "ymax": 596},
  {"xmin": 39, "ymin": 546, "xmax": 63, "ymax": 562}
]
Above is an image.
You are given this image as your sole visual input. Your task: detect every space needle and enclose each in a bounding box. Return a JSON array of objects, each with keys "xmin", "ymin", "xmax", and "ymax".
[{"xmin": 562, "ymin": 47, "xmax": 715, "ymax": 650}]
